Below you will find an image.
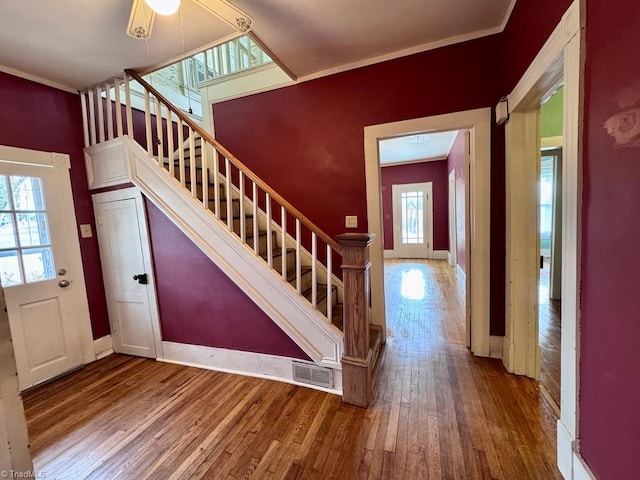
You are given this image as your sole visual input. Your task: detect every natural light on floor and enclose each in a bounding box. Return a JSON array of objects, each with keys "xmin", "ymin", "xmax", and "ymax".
[{"xmin": 400, "ymin": 268, "xmax": 426, "ymax": 300}]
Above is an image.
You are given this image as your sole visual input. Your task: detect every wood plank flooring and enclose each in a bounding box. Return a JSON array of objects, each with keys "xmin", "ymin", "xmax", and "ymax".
[
  {"xmin": 23, "ymin": 259, "xmax": 561, "ymax": 479},
  {"xmin": 539, "ymin": 258, "xmax": 561, "ymax": 408}
]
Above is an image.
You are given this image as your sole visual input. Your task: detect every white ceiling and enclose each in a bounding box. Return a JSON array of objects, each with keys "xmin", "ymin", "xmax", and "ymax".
[
  {"xmin": 379, "ymin": 131, "xmax": 459, "ymax": 166},
  {"xmin": 0, "ymin": 0, "xmax": 515, "ymax": 91}
]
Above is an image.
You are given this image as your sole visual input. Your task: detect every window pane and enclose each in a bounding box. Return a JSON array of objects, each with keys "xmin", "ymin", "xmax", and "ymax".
[
  {"xmin": 401, "ymin": 191, "xmax": 424, "ymax": 244},
  {"xmin": 0, "ymin": 213, "xmax": 18, "ymax": 248},
  {"xmin": 11, "ymin": 176, "xmax": 46, "ymax": 211},
  {"xmin": 0, "ymin": 176, "xmax": 11, "ymax": 210},
  {"xmin": 22, "ymin": 247, "xmax": 55, "ymax": 283},
  {"xmin": 0, "ymin": 250, "xmax": 23, "ymax": 286},
  {"xmin": 16, "ymin": 212, "xmax": 51, "ymax": 247}
]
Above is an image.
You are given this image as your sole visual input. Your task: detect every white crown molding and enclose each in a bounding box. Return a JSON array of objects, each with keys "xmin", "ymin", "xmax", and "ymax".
[
  {"xmin": 499, "ymin": 0, "xmax": 518, "ymax": 32},
  {"xmin": 0, "ymin": 64, "xmax": 77, "ymax": 94},
  {"xmin": 380, "ymin": 155, "xmax": 448, "ymax": 168}
]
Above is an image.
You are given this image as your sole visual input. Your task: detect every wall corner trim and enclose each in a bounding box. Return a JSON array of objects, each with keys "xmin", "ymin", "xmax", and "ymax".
[
  {"xmin": 489, "ymin": 336, "xmax": 504, "ymax": 359},
  {"xmin": 432, "ymin": 250, "xmax": 449, "ymax": 260},
  {"xmin": 93, "ymin": 335, "xmax": 113, "ymax": 360}
]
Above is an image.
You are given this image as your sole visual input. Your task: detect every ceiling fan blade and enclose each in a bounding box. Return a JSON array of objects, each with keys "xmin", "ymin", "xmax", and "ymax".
[
  {"xmin": 192, "ymin": 0, "xmax": 253, "ymax": 33},
  {"xmin": 127, "ymin": 0, "xmax": 156, "ymax": 39}
]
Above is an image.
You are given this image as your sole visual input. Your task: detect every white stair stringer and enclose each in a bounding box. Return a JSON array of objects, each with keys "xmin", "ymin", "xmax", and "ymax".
[{"xmin": 121, "ymin": 137, "xmax": 344, "ymax": 370}]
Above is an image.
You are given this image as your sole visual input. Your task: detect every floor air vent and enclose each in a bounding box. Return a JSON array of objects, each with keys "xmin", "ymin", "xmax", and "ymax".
[{"xmin": 292, "ymin": 361, "xmax": 334, "ymax": 389}]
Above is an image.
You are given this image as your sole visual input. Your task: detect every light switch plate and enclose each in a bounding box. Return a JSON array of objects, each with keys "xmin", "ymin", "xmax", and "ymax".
[
  {"xmin": 80, "ymin": 224, "xmax": 93, "ymax": 238},
  {"xmin": 345, "ymin": 215, "xmax": 358, "ymax": 228}
]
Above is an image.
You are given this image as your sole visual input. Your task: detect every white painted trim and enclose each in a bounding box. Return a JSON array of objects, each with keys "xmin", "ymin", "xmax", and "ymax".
[
  {"xmin": 456, "ymin": 264, "xmax": 466, "ymax": 292},
  {"xmin": 499, "ymin": 0, "xmax": 518, "ymax": 31},
  {"xmin": 432, "ymin": 250, "xmax": 449, "ymax": 260},
  {"xmin": 365, "ymin": 108, "xmax": 491, "ymax": 357},
  {"xmin": 541, "ymin": 135, "xmax": 564, "ymax": 148},
  {"xmin": 0, "ymin": 64, "xmax": 77, "ymax": 94},
  {"xmin": 498, "ymin": 2, "xmax": 582, "ymax": 477},
  {"xmin": 380, "ymin": 155, "xmax": 448, "ymax": 168},
  {"xmin": 448, "ymin": 169, "xmax": 457, "ymax": 267},
  {"xmin": 160, "ymin": 341, "xmax": 342, "ymax": 395},
  {"xmin": 299, "ymin": 26, "xmax": 504, "ymax": 85},
  {"xmin": 84, "ymin": 137, "xmax": 130, "ymax": 189},
  {"xmin": 93, "ymin": 335, "xmax": 113, "ymax": 360},
  {"xmin": 384, "ymin": 250, "xmax": 397, "ymax": 259},
  {"xmin": 489, "ymin": 336, "xmax": 504, "ymax": 360},
  {"xmin": 110, "ymin": 137, "xmax": 343, "ymax": 368}
]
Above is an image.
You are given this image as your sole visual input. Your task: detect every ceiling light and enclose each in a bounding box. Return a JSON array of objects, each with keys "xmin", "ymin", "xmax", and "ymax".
[{"xmin": 145, "ymin": 0, "xmax": 180, "ymax": 16}]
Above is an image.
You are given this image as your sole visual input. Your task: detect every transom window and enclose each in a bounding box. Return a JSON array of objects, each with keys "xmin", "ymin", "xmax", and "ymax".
[{"xmin": 0, "ymin": 175, "xmax": 56, "ymax": 286}]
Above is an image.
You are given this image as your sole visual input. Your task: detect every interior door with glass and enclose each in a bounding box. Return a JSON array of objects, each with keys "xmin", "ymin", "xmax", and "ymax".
[
  {"xmin": 0, "ymin": 153, "xmax": 92, "ymax": 390},
  {"xmin": 393, "ymin": 182, "xmax": 433, "ymax": 259}
]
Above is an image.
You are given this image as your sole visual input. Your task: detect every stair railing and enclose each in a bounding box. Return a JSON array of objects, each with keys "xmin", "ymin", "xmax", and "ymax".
[{"xmin": 80, "ymin": 71, "xmax": 343, "ymax": 323}]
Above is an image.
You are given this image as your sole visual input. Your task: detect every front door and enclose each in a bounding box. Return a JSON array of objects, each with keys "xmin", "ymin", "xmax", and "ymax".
[
  {"xmin": 93, "ymin": 188, "xmax": 161, "ymax": 358},
  {"xmin": 393, "ymin": 182, "xmax": 433, "ymax": 259},
  {"xmin": 0, "ymin": 147, "xmax": 93, "ymax": 390}
]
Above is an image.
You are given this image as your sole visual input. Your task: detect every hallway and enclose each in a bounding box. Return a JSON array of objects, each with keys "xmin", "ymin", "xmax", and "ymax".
[{"xmin": 23, "ymin": 260, "xmax": 560, "ymax": 479}]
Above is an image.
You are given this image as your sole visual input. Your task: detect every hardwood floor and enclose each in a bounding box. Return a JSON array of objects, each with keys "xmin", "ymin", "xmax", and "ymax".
[
  {"xmin": 23, "ymin": 259, "xmax": 561, "ymax": 479},
  {"xmin": 539, "ymin": 258, "xmax": 562, "ymax": 408}
]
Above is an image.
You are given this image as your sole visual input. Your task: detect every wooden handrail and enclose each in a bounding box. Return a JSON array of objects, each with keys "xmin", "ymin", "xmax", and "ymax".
[{"xmin": 125, "ymin": 69, "xmax": 342, "ymax": 254}]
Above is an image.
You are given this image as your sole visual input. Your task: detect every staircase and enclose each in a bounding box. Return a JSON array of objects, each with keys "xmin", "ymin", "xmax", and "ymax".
[{"xmin": 80, "ymin": 71, "xmax": 383, "ymax": 406}]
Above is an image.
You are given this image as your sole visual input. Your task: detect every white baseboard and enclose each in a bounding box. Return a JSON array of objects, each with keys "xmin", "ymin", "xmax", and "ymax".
[
  {"xmin": 384, "ymin": 249, "xmax": 396, "ymax": 259},
  {"xmin": 93, "ymin": 335, "xmax": 113, "ymax": 360},
  {"xmin": 489, "ymin": 336, "xmax": 504, "ymax": 359},
  {"xmin": 159, "ymin": 341, "xmax": 342, "ymax": 395},
  {"xmin": 432, "ymin": 250, "xmax": 448, "ymax": 260},
  {"xmin": 456, "ymin": 264, "xmax": 466, "ymax": 291},
  {"xmin": 557, "ymin": 420, "xmax": 596, "ymax": 480}
]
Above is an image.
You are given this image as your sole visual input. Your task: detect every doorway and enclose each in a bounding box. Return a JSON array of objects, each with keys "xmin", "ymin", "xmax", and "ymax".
[
  {"xmin": 364, "ymin": 109, "xmax": 491, "ymax": 356},
  {"xmin": 0, "ymin": 146, "xmax": 94, "ymax": 391},
  {"xmin": 392, "ymin": 182, "xmax": 432, "ymax": 259}
]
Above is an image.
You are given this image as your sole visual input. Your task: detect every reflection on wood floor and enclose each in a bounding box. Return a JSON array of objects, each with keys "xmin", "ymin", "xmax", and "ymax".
[
  {"xmin": 22, "ymin": 259, "xmax": 560, "ymax": 479},
  {"xmin": 539, "ymin": 258, "xmax": 561, "ymax": 409}
]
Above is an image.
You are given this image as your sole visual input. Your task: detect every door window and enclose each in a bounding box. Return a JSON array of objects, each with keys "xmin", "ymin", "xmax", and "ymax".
[
  {"xmin": 401, "ymin": 190, "xmax": 424, "ymax": 245},
  {"xmin": 0, "ymin": 175, "xmax": 56, "ymax": 286}
]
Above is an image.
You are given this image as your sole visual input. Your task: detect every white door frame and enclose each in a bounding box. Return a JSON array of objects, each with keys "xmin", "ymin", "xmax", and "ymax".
[
  {"xmin": 392, "ymin": 182, "xmax": 433, "ymax": 259},
  {"xmin": 92, "ymin": 187, "xmax": 163, "ymax": 359},
  {"xmin": 500, "ymin": 2, "xmax": 588, "ymax": 478},
  {"xmin": 365, "ymin": 108, "xmax": 491, "ymax": 356},
  {"xmin": 448, "ymin": 169, "xmax": 457, "ymax": 267}
]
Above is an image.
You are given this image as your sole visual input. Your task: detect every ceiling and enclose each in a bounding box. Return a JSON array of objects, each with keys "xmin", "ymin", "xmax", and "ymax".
[
  {"xmin": 379, "ymin": 131, "xmax": 459, "ymax": 166},
  {"xmin": 0, "ymin": 0, "xmax": 515, "ymax": 91}
]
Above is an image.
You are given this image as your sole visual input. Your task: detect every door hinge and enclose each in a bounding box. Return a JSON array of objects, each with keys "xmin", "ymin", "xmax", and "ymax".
[{"xmin": 97, "ymin": 216, "xmax": 103, "ymax": 227}]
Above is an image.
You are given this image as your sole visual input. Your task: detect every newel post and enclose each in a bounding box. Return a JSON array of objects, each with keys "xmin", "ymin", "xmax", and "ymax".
[{"xmin": 336, "ymin": 233, "xmax": 375, "ymax": 408}]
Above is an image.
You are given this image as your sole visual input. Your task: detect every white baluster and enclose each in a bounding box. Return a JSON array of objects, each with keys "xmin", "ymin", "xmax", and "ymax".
[
  {"xmin": 252, "ymin": 182, "xmax": 258, "ymax": 255},
  {"xmin": 124, "ymin": 73, "xmax": 134, "ymax": 138},
  {"xmin": 96, "ymin": 85, "xmax": 105, "ymax": 143},
  {"xmin": 312, "ymin": 232, "xmax": 317, "ymax": 308},
  {"xmin": 80, "ymin": 92, "xmax": 90, "ymax": 148},
  {"xmin": 144, "ymin": 90, "xmax": 152, "ymax": 155},
  {"xmin": 105, "ymin": 82, "xmax": 113, "ymax": 140},
  {"xmin": 114, "ymin": 79, "xmax": 123, "ymax": 138},
  {"xmin": 239, "ymin": 171, "xmax": 246, "ymax": 242},
  {"xmin": 295, "ymin": 219, "xmax": 301, "ymax": 294},
  {"xmin": 177, "ymin": 118, "xmax": 185, "ymax": 187},
  {"xmin": 280, "ymin": 206, "xmax": 287, "ymax": 280},
  {"xmin": 326, "ymin": 245, "xmax": 332, "ymax": 322},
  {"xmin": 88, "ymin": 89, "xmax": 96, "ymax": 146},
  {"xmin": 189, "ymin": 129, "xmax": 196, "ymax": 196},
  {"xmin": 166, "ymin": 109, "xmax": 174, "ymax": 177},
  {"xmin": 225, "ymin": 158, "xmax": 232, "ymax": 230},
  {"xmin": 266, "ymin": 193, "xmax": 272, "ymax": 267},
  {"xmin": 156, "ymin": 100, "xmax": 164, "ymax": 164},
  {"xmin": 213, "ymin": 149, "xmax": 220, "ymax": 219}
]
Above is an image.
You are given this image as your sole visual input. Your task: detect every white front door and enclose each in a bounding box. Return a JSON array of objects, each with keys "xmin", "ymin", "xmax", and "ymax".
[
  {"xmin": 393, "ymin": 182, "xmax": 433, "ymax": 259},
  {"xmin": 0, "ymin": 147, "xmax": 93, "ymax": 391},
  {"xmin": 93, "ymin": 188, "xmax": 161, "ymax": 359}
]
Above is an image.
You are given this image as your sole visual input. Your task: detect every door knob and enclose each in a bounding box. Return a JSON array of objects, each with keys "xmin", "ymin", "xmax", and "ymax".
[
  {"xmin": 58, "ymin": 279, "xmax": 71, "ymax": 288},
  {"xmin": 57, "ymin": 268, "xmax": 67, "ymax": 276},
  {"xmin": 133, "ymin": 273, "xmax": 148, "ymax": 285}
]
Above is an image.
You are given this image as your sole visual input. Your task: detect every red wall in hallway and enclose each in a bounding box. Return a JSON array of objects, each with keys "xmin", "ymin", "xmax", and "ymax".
[
  {"xmin": 380, "ymin": 160, "xmax": 449, "ymax": 252},
  {"xmin": 446, "ymin": 131, "xmax": 466, "ymax": 273},
  {"xmin": 213, "ymin": 35, "xmax": 505, "ymax": 332},
  {"xmin": 145, "ymin": 200, "xmax": 310, "ymax": 359},
  {"xmin": 579, "ymin": 1, "xmax": 640, "ymax": 477},
  {"xmin": 0, "ymin": 72, "xmax": 109, "ymax": 339}
]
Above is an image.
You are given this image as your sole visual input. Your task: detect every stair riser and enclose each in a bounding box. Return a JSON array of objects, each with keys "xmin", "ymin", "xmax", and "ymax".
[
  {"xmin": 212, "ymin": 199, "xmax": 242, "ymax": 220},
  {"xmin": 272, "ymin": 251, "xmax": 296, "ymax": 275},
  {"xmin": 247, "ymin": 231, "xmax": 278, "ymax": 257},
  {"xmin": 184, "ymin": 182, "xmax": 226, "ymax": 201}
]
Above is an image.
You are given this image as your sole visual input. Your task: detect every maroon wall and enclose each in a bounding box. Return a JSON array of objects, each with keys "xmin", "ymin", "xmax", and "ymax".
[
  {"xmin": 0, "ymin": 72, "xmax": 109, "ymax": 339},
  {"xmin": 145, "ymin": 200, "xmax": 309, "ymax": 359},
  {"xmin": 214, "ymin": 35, "xmax": 505, "ymax": 332},
  {"xmin": 380, "ymin": 160, "xmax": 449, "ymax": 251},
  {"xmin": 579, "ymin": 1, "xmax": 640, "ymax": 477},
  {"xmin": 446, "ymin": 131, "xmax": 466, "ymax": 272}
]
